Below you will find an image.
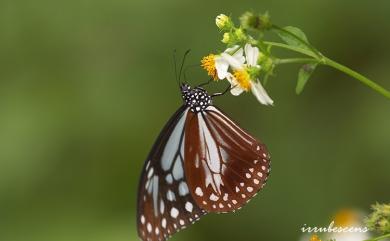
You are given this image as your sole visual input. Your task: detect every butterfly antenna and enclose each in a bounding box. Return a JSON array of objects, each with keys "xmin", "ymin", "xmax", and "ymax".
[
  {"xmin": 178, "ymin": 49, "xmax": 191, "ymax": 84},
  {"xmin": 173, "ymin": 49, "xmax": 180, "ymax": 87}
]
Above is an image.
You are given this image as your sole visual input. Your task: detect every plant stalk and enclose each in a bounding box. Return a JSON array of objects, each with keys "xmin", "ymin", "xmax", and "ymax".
[{"xmin": 364, "ymin": 233, "xmax": 390, "ymax": 241}]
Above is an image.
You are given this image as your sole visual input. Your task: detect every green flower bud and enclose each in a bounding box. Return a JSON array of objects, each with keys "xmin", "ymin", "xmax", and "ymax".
[
  {"xmin": 221, "ymin": 32, "xmax": 231, "ymax": 44},
  {"xmin": 240, "ymin": 11, "xmax": 272, "ymax": 31},
  {"xmin": 258, "ymin": 52, "xmax": 274, "ymax": 74},
  {"xmin": 234, "ymin": 28, "xmax": 247, "ymax": 42},
  {"xmin": 215, "ymin": 14, "xmax": 233, "ymax": 30},
  {"xmin": 221, "ymin": 28, "xmax": 248, "ymax": 46}
]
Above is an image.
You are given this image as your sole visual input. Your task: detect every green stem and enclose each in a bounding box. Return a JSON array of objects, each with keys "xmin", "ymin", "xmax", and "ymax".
[
  {"xmin": 264, "ymin": 41, "xmax": 390, "ymax": 100},
  {"xmin": 323, "ymin": 57, "xmax": 390, "ymax": 99},
  {"xmin": 275, "ymin": 58, "xmax": 318, "ymax": 65},
  {"xmin": 264, "ymin": 41, "xmax": 318, "ymax": 58},
  {"xmin": 364, "ymin": 233, "xmax": 390, "ymax": 241}
]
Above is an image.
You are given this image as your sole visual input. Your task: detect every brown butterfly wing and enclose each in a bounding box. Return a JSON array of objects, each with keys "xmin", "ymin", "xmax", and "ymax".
[
  {"xmin": 184, "ymin": 106, "xmax": 271, "ymax": 213},
  {"xmin": 137, "ymin": 106, "xmax": 206, "ymax": 241}
]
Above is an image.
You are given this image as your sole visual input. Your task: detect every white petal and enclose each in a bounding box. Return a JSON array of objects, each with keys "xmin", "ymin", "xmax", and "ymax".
[
  {"xmin": 225, "ymin": 73, "xmax": 235, "ymax": 85},
  {"xmin": 250, "ymin": 80, "xmax": 274, "ymax": 105},
  {"xmin": 226, "ymin": 74, "xmax": 244, "ymax": 96},
  {"xmin": 220, "ymin": 53, "xmax": 244, "ymax": 70},
  {"xmin": 224, "ymin": 45, "xmax": 240, "ymax": 54},
  {"xmin": 232, "ymin": 48, "xmax": 245, "ymax": 65},
  {"xmin": 215, "ymin": 56, "xmax": 230, "ymax": 79},
  {"xmin": 224, "ymin": 46, "xmax": 245, "ymax": 65},
  {"xmin": 231, "ymin": 86, "xmax": 245, "ymax": 96},
  {"xmin": 244, "ymin": 44, "xmax": 260, "ymax": 67}
]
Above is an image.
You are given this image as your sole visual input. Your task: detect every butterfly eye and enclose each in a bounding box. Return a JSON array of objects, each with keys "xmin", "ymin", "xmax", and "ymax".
[{"xmin": 137, "ymin": 84, "xmax": 271, "ymax": 241}]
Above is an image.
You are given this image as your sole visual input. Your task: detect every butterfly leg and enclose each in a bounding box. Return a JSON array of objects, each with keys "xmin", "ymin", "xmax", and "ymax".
[{"xmin": 211, "ymin": 84, "xmax": 235, "ymax": 97}]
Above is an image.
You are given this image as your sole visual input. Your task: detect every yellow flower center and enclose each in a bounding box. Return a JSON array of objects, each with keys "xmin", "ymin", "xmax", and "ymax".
[
  {"xmin": 309, "ymin": 234, "xmax": 322, "ymax": 241},
  {"xmin": 201, "ymin": 54, "xmax": 218, "ymax": 80},
  {"xmin": 233, "ymin": 69, "xmax": 251, "ymax": 91},
  {"xmin": 333, "ymin": 209, "xmax": 358, "ymax": 227}
]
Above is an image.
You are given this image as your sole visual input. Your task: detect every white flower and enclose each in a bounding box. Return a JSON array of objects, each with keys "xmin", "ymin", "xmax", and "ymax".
[
  {"xmin": 215, "ymin": 45, "xmax": 245, "ymax": 79},
  {"xmin": 217, "ymin": 44, "xmax": 274, "ymax": 106},
  {"xmin": 325, "ymin": 210, "xmax": 371, "ymax": 241},
  {"xmin": 298, "ymin": 209, "xmax": 372, "ymax": 241},
  {"xmin": 200, "ymin": 46, "xmax": 244, "ymax": 81}
]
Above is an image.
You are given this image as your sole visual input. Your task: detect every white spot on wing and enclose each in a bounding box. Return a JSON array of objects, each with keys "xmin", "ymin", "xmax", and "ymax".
[
  {"xmin": 195, "ymin": 187, "xmax": 203, "ymax": 196},
  {"xmin": 210, "ymin": 193, "xmax": 219, "ymax": 201},
  {"xmin": 147, "ymin": 168, "xmax": 154, "ymax": 179},
  {"xmin": 223, "ymin": 193, "xmax": 228, "ymax": 201},
  {"xmin": 165, "ymin": 174, "xmax": 173, "ymax": 184},
  {"xmin": 162, "ymin": 218, "xmax": 167, "ymax": 228},
  {"xmin": 160, "ymin": 200, "xmax": 165, "ymax": 214},
  {"xmin": 152, "ymin": 176, "xmax": 159, "ymax": 216},
  {"xmin": 185, "ymin": 202, "xmax": 193, "ymax": 212},
  {"xmin": 178, "ymin": 182, "xmax": 189, "ymax": 196},
  {"xmin": 167, "ymin": 190, "xmax": 176, "ymax": 201},
  {"xmin": 147, "ymin": 223, "xmax": 152, "ymax": 233},
  {"xmin": 170, "ymin": 207, "xmax": 179, "ymax": 218},
  {"xmin": 172, "ymin": 156, "xmax": 184, "ymax": 180},
  {"xmin": 198, "ymin": 115, "xmax": 221, "ymax": 173},
  {"xmin": 161, "ymin": 110, "xmax": 188, "ymax": 171},
  {"xmin": 219, "ymin": 147, "xmax": 229, "ymax": 162}
]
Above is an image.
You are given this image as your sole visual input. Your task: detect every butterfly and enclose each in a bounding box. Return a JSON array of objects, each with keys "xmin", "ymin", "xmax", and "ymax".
[{"xmin": 136, "ymin": 81, "xmax": 271, "ymax": 241}]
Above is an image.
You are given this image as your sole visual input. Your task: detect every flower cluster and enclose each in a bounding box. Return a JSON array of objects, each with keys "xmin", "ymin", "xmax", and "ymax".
[
  {"xmin": 365, "ymin": 203, "xmax": 390, "ymax": 235},
  {"xmin": 201, "ymin": 14, "xmax": 274, "ymax": 106},
  {"xmin": 199, "ymin": 10, "xmax": 390, "ymax": 107}
]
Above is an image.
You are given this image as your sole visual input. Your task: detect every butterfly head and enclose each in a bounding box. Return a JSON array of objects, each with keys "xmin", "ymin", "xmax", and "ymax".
[{"xmin": 180, "ymin": 83, "xmax": 212, "ymax": 113}]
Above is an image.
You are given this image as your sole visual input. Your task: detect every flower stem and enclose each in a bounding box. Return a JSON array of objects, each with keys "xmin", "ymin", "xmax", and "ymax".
[
  {"xmin": 264, "ymin": 41, "xmax": 390, "ymax": 100},
  {"xmin": 275, "ymin": 58, "xmax": 318, "ymax": 65},
  {"xmin": 264, "ymin": 41, "xmax": 317, "ymax": 58},
  {"xmin": 323, "ymin": 57, "xmax": 390, "ymax": 99},
  {"xmin": 364, "ymin": 233, "xmax": 390, "ymax": 241}
]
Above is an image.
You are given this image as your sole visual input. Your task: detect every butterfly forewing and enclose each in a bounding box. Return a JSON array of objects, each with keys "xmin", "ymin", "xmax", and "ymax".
[
  {"xmin": 137, "ymin": 106, "xmax": 206, "ymax": 241},
  {"xmin": 183, "ymin": 106, "xmax": 271, "ymax": 213}
]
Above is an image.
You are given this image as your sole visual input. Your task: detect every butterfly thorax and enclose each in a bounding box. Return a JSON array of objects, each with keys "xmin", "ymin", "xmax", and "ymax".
[{"xmin": 180, "ymin": 84, "xmax": 212, "ymax": 113}]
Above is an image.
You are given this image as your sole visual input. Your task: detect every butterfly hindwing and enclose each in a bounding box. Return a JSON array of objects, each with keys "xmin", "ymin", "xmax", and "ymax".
[
  {"xmin": 183, "ymin": 106, "xmax": 271, "ymax": 213},
  {"xmin": 137, "ymin": 106, "xmax": 206, "ymax": 241}
]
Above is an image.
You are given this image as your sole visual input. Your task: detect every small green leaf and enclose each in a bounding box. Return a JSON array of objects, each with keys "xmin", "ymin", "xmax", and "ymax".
[
  {"xmin": 276, "ymin": 26, "xmax": 310, "ymax": 51},
  {"xmin": 296, "ymin": 63, "xmax": 318, "ymax": 94}
]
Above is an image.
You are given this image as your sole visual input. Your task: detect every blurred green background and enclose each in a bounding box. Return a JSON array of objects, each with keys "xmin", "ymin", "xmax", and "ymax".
[{"xmin": 0, "ymin": 0, "xmax": 389, "ymax": 240}]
